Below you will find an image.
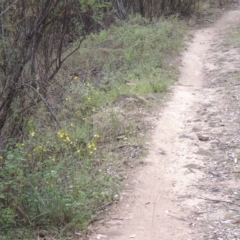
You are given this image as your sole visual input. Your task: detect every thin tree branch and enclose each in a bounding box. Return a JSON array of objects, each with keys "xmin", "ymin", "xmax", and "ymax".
[
  {"xmin": 23, "ymin": 84, "xmax": 61, "ymax": 128},
  {"xmin": 0, "ymin": 0, "xmax": 20, "ymax": 17}
]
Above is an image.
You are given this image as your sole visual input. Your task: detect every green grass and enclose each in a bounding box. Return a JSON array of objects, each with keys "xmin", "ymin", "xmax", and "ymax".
[
  {"xmin": 224, "ymin": 29, "xmax": 240, "ymax": 47},
  {"xmin": 63, "ymin": 15, "xmax": 185, "ymax": 98},
  {"xmin": 0, "ymin": 15, "xmax": 186, "ymax": 239}
]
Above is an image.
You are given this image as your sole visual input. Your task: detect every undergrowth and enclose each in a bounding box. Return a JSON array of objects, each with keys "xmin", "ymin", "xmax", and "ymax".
[
  {"xmin": 0, "ymin": 15, "xmax": 186, "ymax": 239},
  {"xmin": 67, "ymin": 16, "xmax": 185, "ymax": 97},
  {"xmin": 224, "ymin": 24, "xmax": 240, "ymax": 47}
]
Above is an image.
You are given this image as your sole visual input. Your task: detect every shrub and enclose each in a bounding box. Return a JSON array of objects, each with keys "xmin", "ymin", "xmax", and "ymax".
[{"xmin": 0, "ymin": 14, "xmax": 186, "ymax": 237}]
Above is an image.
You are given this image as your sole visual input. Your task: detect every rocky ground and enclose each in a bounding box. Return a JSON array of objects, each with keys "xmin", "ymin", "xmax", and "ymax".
[{"xmin": 188, "ymin": 10, "xmax": 240, "ymax": 239}]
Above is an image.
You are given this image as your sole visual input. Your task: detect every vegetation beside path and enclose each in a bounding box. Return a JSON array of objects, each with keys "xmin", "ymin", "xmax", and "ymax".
[{"xmin": 0, "ymin": 0, "xmax": 227, "ymax": 239}]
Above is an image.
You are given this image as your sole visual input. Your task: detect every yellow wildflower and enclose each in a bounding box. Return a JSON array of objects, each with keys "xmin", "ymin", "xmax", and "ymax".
[
  {"xmin": 16, "ymin": 142, "xmax": 24, "ymax": 148},
  {"xmin": 65, "ymin": 136, "xmax": 70, "ymax": 142},
  {"xmin": 57, "ymin": 130, "xmax": 64, "ymax": 138},
  {"xmin": 49, "ymin": 156, "xmax": 56, "ymax": 162},
  {"xmin": 33, "ymin": 145, "xmax": 43, "ymax": 152},
  {"xmin": 30, "ymin": 130, "xmax": 35, "ymax": 137}
]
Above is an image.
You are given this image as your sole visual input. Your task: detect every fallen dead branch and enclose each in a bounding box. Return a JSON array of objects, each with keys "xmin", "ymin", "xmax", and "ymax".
[
  {"xmin": 196, "ymin": 196, "xmax": 240, "ymax": 207},
  {"xmin": 164, "ymin": 211, "xmax": 187, "ymax": 222},
  {"xmin": 220, "ymin": 203, "xmax": 239, "ymax": 212}
]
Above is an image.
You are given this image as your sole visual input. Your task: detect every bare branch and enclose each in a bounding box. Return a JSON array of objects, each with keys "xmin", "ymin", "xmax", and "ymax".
[
  {"xmin": 0, "ymin": 0, "xmax": 20, "ymax": 17},
  {"xmin": 23, "ymin": 84, "xmax": 61, "ymax": 128}
]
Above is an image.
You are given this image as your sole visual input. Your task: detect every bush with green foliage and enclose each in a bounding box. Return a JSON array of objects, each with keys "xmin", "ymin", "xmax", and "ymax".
[{"xmin": 0, "ymin": 15, "xmax": 186, "ymax": 238}]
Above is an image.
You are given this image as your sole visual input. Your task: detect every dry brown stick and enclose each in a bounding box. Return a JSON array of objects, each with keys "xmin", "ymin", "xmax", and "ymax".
[
  {"xmin": 220, "ymin": 203, "xmax": 239, "ymax": 212},
  {"xmin": 165, "ymin": 213, "xmax": 187, "ymax": 222},
  {"xmin": 187, "ymin": 168, "xmax": 196, "ymax": 173},
  {"xmin": 151, "ymin": 195, "xmax": 158, "ymax": 228},
  {"xmin": 228, "ymin": 196, "xmax": 240, "ymax": 201},
  {"xmin": 197, "ymin": 196, "xmax": 240, "ymax": 207},
  {"xmin": 117, "ymin": 144, "xmax": 141, "ymax": 149},
  {"xmin": 93, "ymin": 201, "xmax": 113, "ymax": 213}
]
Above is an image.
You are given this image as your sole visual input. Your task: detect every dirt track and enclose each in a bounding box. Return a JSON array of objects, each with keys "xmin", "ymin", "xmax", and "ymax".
[{"xmin": 89, "ymin": 9, "xmax": 240, "ymax": 240}]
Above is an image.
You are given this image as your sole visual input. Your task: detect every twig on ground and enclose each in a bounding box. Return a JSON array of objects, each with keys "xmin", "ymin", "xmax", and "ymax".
[
  {"xmin": 165, "ymin": 211, "xmax": 187, "ymax": 222},
  {"xmin": 93, "ymin": 201, "xmax": 113, "ymax": 213},
  {"xmin": 220, "ymin": 203, "xmax": 239, "ymax": 212},
  {"xmin": 197, "ymin": 196, "xmax": 240, "ymax": 207}
]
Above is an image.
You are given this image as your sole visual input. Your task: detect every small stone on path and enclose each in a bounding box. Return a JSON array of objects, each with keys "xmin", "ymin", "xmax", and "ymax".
[{"xmin": 197, "ymin": 134, "xmax": 210, "ymax": 141}]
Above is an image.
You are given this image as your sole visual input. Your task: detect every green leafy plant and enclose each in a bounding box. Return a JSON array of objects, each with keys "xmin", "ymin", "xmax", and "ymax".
[{"xmin": 0, "ymin": 13, "xmax": 186, "ymax": 238}]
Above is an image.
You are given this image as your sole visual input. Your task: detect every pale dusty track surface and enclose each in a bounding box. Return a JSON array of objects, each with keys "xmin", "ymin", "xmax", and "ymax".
[{"xmin": 89, "ymin": 10, "xmax": 240, "ymax": 240}]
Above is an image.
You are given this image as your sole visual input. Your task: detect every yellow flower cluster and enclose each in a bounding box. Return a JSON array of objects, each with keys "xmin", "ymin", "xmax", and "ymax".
[
  {"xmin": 87, "ymin": 134, "xmax": 100, "ymax": 154},
  {"xmin": 29, "ymin": 129, "xmax": 35, "ymax": 137},
  {"xmin": 57, "ymin": 130, "xmax": 100, "ymax": 155},
  {"xmin": 57, "ymin": 129, "xmax": 71, "ymax": 143},
  {"xmin": 87, "ymin": 142, "xmax": 97, "ymax": 151},
  {"xmin": 16, "ymin": 143, "xmax": 24, "ymax": 148},
  {"xmin": 49, "ymin": 155, "xmax": 56, "ymax": 162},
  {"xmin": 57, "ymin": 129, "xmax": 81, "ymax": 154},
  {"xmin": 33, "ymin": 146, "xmax": 40, "ymax": 152},
  {"xmin": 33, "ymin": 145, "xmax": 47, "ymax": 153}
]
